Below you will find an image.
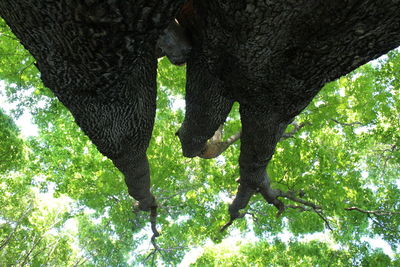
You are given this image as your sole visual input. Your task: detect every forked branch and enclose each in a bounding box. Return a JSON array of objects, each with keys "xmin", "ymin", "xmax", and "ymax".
[{"xmin": 221, "ymin": 181, "xmax": 330, "ymax": 232}]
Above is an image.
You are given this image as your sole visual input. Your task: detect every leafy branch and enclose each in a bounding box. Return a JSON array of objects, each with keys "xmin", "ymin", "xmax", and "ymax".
[
  {"xmin": 0, "ymin": 202, "xmax": 33, "ymax": 251},
  {"xmin": 345, "ymin": 207, "xmax": 400, "ymax": 216},
  {"xmin": 331, "ymin": 119, "xmax": 365, "ymax": 127},
  {"xmin": 281, "ymin": 122, "xmax": 310, "ymax": 140}
]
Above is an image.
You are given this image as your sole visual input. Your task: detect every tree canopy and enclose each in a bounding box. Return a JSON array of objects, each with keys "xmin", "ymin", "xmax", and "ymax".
[{"xmin": 0, "ymin": 12, "xmax": 400, "ymax": 267}]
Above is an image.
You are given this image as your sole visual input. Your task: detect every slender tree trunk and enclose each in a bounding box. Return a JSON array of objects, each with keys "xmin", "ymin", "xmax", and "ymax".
[{"xmin": 0, "ymin": 203, "xmax": 33, "ymax": 251}]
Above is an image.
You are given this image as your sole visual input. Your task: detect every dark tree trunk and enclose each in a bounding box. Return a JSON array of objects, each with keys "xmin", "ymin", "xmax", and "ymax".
[
  {"xmin": 177, "ymin": 0, "xmax": 400, "ymax": 219},
  {"xmin": 0, "ymin": 0, "xmax": 184, "ymax": 211},
  {"xmin": 1, "ymin": 0, "xmax": 400, "ymax": 226}
]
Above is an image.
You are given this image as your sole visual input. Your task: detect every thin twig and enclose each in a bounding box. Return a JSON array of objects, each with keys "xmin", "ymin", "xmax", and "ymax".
[
  {"xmin": 345, "ymin": 207, "xmax": 400, "ymax": 216},
  {"xmin": 0, "ymin": 33, "xmax": 18, "ymax": 40},
  {"xmin": 277, "ymin": 190, "xmax": 321, "ymax": 210},
  {"xmin": 286, "ymin": 205, "xmax": 313, "ymax": 212},
  {"xmin": 331, "ymin": 119, "xmax": 364, "ymax": 127},
  {"xmin": 281, "ymin": 122, "xmax": 309, "ymax": 140},
  {"xmin": 156, "ymin": 189, "xmax": 192, "ymax": 200},
  {"xmin": 314, "ymin": 209, "xmax": 333, "ymax": 231}
]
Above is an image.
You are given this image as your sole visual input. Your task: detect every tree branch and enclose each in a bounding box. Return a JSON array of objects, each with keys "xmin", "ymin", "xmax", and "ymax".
[
  {"xmin": 345, "ymin": 207, "xmax": 400, "ymax": 216},
  {"xmin": 199, "ymin": 125, "xmax": 241, "ymax": 159},
  {"xmin": 221, "ymin": 180, "xmax": 328, "ymax": 232},
  {"xmin": 314, "ymin": 210, "xmax": 334, "ymax": 231},
  {"xmin": 331, "ymin": 119, "xmax": 365, "ymax": 127},
  {"xmin": 200, "ymin": 121, "xmax": 308, "ymax": 159},
  {"xmin": 276, "ymin": 190, "xmax": 322, "ymax": 211},
  {"xmin": 72, "ymin": 256, "xmax": 88, "ymax": 267},
  {"xmin": 0, "ymin": 202, "xmax": 33, "ymax": 251},
  {"xmin": 220, "ymin": 212, "xmax": 246, "ymax": 232},
  {"xmin": 150, "ymin": 206, "xmax": 160, "ymax": 243},
  {"xmin": 143, "ymin": 237, "xmax": 186, "ymax": 264},
  {"xmin": 281, "ymin": 122, "xmax": 309, "ymax": 140},
  {"xmin": 0, "ymin": 31, "xmax": 18, "ymax": 40},
  {"xmin": 276, "ymin": 190, "xmax": 333, "ymax": 230}
]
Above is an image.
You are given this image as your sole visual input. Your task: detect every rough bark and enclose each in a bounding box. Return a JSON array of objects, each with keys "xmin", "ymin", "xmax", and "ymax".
[
  {"xmin": 176, "ymin": 49, "xmax": 234, "ymax": 157},
  {"xmin": 156, "ymin": 19, "xmax": 192, "ymax": 65},
  {"xmin": 176, "ymin": 0, "xmax": 400, "ymax": 221},
  {"xmin": 2, "ymin": 0, "xmax": 400, "ymax": 230},
  {"xmin": 0, "ymin": 0, "xmax": 184, "ymax": 211}
]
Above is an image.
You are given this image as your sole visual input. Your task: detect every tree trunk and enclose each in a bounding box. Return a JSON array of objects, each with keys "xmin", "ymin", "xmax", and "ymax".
[
  {"xmin": 0, "ymin": 203, "xmax": 33, "ymax": 251},
  {"xmin": 177, "ymin": 0, "xmax": 400, "ymax": 218},
  {"xmin": 0, "ymin": 0, "xmax": 184, "ymax": 211},
  {"xmin": 1, "ymin": 0, "xmax": 400, "ymax": 223}
]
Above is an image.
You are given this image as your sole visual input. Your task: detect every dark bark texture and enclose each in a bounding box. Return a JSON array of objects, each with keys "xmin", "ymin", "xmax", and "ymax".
[
  {"xmin": 1, "ymin": 0, "xmax": 400, "ymax": 226},
  {"xmin": 176, "ymin": 0, "xmax": 400, "ymax": 220},
  {"xmin": 0, "ymin": 0, "xmax": 184, "ymax": 211},
  {"xmin": 156, "ymin": 19, "xmax": 192, "ymax": 65}
]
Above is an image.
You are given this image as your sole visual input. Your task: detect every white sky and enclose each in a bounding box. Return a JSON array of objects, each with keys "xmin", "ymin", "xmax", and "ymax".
[{"xmin": 0, "ymin": 82, "xmax": 38, "ymax": 137}]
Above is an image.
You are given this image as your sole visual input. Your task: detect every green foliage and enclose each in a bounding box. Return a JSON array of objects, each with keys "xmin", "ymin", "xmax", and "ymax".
[
  {"xmin": 0, "ymin": 17, "xmax": 399, "ymax": 266},
  {"xmin": 193, "ymin": 240, "xmax": 400, "ymax": 267},
  {"xmin": 0, "ymin": 108, "xmax": 24, "ymax": 172},
  {"xmin": 0, "ymin": 172, "xmax": 76, "ymax": 266}
]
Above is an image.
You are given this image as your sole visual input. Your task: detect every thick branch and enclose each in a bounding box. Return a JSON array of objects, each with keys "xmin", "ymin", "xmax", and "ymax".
[
  {"xmin": 150, "ymin": 206, "xmax": 160, "ymax": 240},
  {"xmin": 199, "ymin": 125, "xmax": 241, "ymax": 159},
  {"xmin": 221, "ymin": 177, "xmax": 328, "ymax": 231},
  {"xmin": 201, "ymin": 121, "xmax": 307, "ymax": 160}
]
